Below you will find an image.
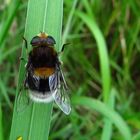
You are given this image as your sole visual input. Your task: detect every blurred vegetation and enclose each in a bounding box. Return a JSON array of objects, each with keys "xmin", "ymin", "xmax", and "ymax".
[{"xmin": 0, "ymin": 0, "xmax": 140, "ymax": 140}]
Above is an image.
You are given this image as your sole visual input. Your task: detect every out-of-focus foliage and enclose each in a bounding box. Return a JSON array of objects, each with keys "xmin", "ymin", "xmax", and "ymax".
[{"xmin": 0, "ymin": 0, "xmax": 140, "ymax": 139}]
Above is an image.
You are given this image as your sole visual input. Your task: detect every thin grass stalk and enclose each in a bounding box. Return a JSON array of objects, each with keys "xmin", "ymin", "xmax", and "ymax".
[
  {"xmin": 101, "ymin": 88, "xmax": 116, "ymax": 140},
  {"xmin": 0, "ymin": 104, "xmax": 3, "ymax": 140},
  {"xmin": 62, "ymin": 0, "xmax": 78, "ymax": 44},
  {"xmin": 0, "ymin": 0, "xmax": 20, "ymax": 47},
  {"xmin": 72, "ymin": 95, "xmax": 132, "ymax": 140},
  {"xmin": 77, "ymin": 4, "xmax": 111, "ymax": 104},
  {"xmin": 132, "ymin": 132, "xmax": 140, "ymax": 140},
  {"xmin": 76, "ymin": 4, "xmax": 112, "ymax": 140}
]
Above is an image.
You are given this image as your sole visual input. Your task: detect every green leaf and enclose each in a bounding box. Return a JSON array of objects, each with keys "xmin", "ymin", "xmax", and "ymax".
[
  {"xmin": 0, "ymin": 104, "xmax": 3, "ymax": 140},
  {"xmin": 10, "ymin": 0, "xmax": 63, "ymax": 139},
  {"xmin": 132, "ymin": 132, "xmax": 140, "ymax": 140},
  {"xmin": 72, "ymin": 95, "xmax": 132, "ymax": 140},
  {"xmin": 0, "ymin": 78, "xmax": 12, "ymax": 108},
  {"xmin": 76, "ymin": 8, "xmax": 112, "ymax": 140},
  {"xmin": 76, "ymin": 10, "xmax": 111, "ymax": 103},
  {"xmin": 0, "ymin": 0, "xmax": 20, "ymax": 46},
  {"xmin": 101, "ymin": 88, "xmax": 116, "ymax": 140}
]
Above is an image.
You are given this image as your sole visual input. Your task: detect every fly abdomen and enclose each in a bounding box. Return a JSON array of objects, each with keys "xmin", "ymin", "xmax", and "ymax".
[
  {"xmin": 27, "ymin": 72, "xmax": 51, "ymax": 92},
  {"xmin": 26, "ymin": 72, "xmax": 57, "ymax": 103}
]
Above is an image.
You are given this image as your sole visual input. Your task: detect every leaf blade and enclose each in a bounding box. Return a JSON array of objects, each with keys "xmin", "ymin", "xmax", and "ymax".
[
  {"xmin": 72, "ymin": 95, "xmax": 132, "ymax": 140},
  {"xmin": 10, "ymin": 0, "xmax": 63, "ymax": 139}
]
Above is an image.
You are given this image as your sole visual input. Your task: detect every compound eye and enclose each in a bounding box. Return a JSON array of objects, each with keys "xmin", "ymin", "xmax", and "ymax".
[
  {"xmin": 30, "ymin": 36, "xmax": 41, "ymax": 46},
  {"xmin": 46, "ymin": 36, "xmax": 56, "ymax": 46}
]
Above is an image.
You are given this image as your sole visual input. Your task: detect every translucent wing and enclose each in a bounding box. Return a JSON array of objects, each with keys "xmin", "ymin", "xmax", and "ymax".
[
  {"xmin": 52, "ymin": 87, "xmax": 71, "ymax": 115},
  {"xmin": 16, "ymin": 74, "xmax": 32, "ymax": 113},
  {"xmin": 49, "ymin": 66, "xmax": 71, "ymax": 115},
  {"xmin": 16, "ymin": 88, "xmax": 31, "ymax": 113},
  {"xmin": 49, "ymin": 72, "xmax": 58, "ymax": 91}
]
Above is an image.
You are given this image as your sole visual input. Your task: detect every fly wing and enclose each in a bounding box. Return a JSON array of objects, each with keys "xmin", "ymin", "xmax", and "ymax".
[
  {"xmin": 49, "ymin": 67, "xmax": 71, "ymax": 115},
  {"xmin": 49, "ymin": 72, "xmax": 58, "ymax": 91},
  {"xmin": 16, "ymin": 85, "xmax": 31, "ymax": 113},
  {"xmin": 52, "ymin": 87, "xmax": 71, "ymax": 115}
]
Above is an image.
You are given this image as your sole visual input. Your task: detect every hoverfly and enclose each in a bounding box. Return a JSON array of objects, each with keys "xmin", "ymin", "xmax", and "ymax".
[{"xmin": 18, "ymin": 32, "xmax": 71, "ymax": 115}]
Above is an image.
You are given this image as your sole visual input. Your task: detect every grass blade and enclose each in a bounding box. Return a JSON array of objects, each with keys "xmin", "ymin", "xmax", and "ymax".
[
  {"xmin": 0, "ymin": 0, "xmax": 20, "ymax": 46},
  {"xmin": 132, "ymin": 132, "xmax": 140, "ymax": 140},
  {"xmin": 0, "ymin": 104, "xmax": 3, "ymax": 140},
  {"xmin": 101, "ymin": 88, "xmax": 116, "ymax": 140},
  {"xmin": 76, "ymin": 11, "xmax": 111, "ymax": 103},
  {"xmin": 0, "ymin": 78, "xmax": 12, "ymax": 108},
  {"xmin": 72, "ymin": 95, "xmax": 132, "ymax": 140},
  {"xmin": 62, "ymin": 0, "xmax": 78, "ymax": 44},
  {"xmin": 76, "ymin": 8, "xmax": 112, "ymax": 140},
  {"xmin": 10, "ymin": 0, "xmax": 63, "ymax": 139}
]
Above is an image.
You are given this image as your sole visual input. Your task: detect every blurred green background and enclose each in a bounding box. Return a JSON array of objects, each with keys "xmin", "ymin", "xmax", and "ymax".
[{"xmin": 0, "ymin": 0, "xmax": 140, "ymax": 139}]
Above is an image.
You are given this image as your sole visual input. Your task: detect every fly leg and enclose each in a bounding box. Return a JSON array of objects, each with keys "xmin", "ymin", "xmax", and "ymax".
[
  {"xmin": 22, "ymin": 36, "xmax": 28, "ymax": 50},
  {"xmin": 19, "ymin": 37, "xmax": 29, "ymax": 63},
  {"xmin": 61, "ymin": 43, "xmax": 70, "ymax": 52},
  {"xmin": 58, "ymin": 43, "xmax": 70, "ymax": 55}
]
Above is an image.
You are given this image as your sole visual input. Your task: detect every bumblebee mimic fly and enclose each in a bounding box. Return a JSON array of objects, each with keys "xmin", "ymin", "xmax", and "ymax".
[{"xmin": 18, "ymin": 32, "xmax": 71, "ymax": 115}]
